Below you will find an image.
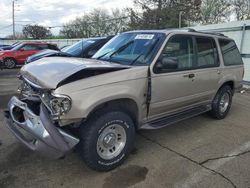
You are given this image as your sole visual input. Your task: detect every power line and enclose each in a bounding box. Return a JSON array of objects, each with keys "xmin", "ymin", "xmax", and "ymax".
[{"xmin": 0, "ymin": 24, "xmax": 13, "ymax": 30}]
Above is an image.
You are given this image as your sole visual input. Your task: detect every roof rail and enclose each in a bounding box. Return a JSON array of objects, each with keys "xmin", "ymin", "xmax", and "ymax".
[{"xmin": 186, "ymin": 28, "xmax": 226, "ymax": 37}]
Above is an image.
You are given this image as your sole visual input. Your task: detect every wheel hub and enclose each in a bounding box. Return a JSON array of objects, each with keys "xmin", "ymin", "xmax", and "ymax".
[{"xmin": 103, "ymin": 133, "xmax": 116, "ymax": 148}]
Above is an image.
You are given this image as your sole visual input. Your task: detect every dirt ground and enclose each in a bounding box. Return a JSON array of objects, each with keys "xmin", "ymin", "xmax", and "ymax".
[{"xmin": 1, "ymin": 69, "xmax": 250, "ymax": 188}]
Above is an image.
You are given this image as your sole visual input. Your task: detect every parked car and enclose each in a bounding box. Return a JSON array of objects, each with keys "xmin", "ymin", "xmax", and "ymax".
[
  {"xmin": 5, "ymin": 29, "xmax": 244, "ymax": 171},
  {"xmin": 0, "ymin": 44, "xmax": 11, "ymax": 49},
  {"xmin": 0, "ymin": 42, "xmax": 59, "ymax": 68},
  {"xmin": 25, "ymin": 36, "xmax": 113, "ymax": 64},
  {"xmin": 0, "ymin": 42, "xmax": 21, "ymax": 51}
]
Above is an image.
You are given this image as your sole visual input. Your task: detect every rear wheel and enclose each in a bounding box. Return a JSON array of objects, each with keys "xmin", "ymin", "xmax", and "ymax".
[
  {"xmin": 209, "ymin": 85, "xmax": 233, "ymax": 119},
  {"xmin": 78, "ymin": 110, "xmax": 135, "ymax": 171},
  {"xmin": 4, "ymin": 58, "xmax": 16, "ymax": 69}
]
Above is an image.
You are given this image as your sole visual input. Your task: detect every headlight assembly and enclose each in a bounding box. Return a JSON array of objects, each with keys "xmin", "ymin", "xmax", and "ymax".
[{"xmin": 50, "ymin": 93, "xmax": 72, "ymax": 115}]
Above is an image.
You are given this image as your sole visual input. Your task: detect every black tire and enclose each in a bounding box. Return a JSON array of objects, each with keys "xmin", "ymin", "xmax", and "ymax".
[
  {"xmin": 209, "ymin": 85, "xmax": 233, "ymax": 119},
  {"xmin": 78, "ymin": 110, "xmax": 135, "ymax": 171},
  {"xmin": 4, "ymin": 58, "xmax": 16, "ymax": 69}
]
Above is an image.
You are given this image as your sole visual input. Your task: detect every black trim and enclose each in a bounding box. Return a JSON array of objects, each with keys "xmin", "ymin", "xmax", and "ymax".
[
  {"xmin": 141, "ymin": 104, "xmax": 211, "ymax": 129},
  {"xmin": 241, "ymin": 54, "xmax": 250, "ymax": 58},
  {"xmin": 146, "ymin": 67, "xmax": 151, "ymax": 116},
  {"xmin": 153, "ymin": 34, "xmax": 220, "ymax": 74}
]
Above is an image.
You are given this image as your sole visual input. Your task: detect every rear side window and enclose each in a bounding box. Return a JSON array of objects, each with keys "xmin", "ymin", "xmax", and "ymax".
[
  {"xmin": 196, "ymin": 37, "xmax": 218, "ymax": 68},
  {"xmin": 21, "ymin": 44, "xmax": 40, "ymax": 51},
  {"xmin": 219, "ymin": 40, "xmax": 243, "ymax": 66},
  {"xmin": 37, "ymin": 44, "xmax": 49, "ymax": 49}
]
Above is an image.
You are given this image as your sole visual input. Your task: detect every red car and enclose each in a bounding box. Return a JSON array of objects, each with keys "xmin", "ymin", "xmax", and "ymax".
[{"xmin": 0, "ymin": 42, "xmax": 58, "ymax": 69}]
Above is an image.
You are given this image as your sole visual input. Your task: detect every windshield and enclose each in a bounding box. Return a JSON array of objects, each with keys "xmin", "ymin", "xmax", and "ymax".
[
  {"xmin": 62, "ymin": 39, "xmax": 98, "ymax": 56},
  {"xmin": 92, "ymin": 32, "xmax": 165, "ymax": 65}
]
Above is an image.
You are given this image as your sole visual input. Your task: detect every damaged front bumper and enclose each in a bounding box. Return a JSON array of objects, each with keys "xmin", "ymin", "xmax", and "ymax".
[{"xmin": 4, "ymin": 96, "xmax": 79, "ymax": 159}]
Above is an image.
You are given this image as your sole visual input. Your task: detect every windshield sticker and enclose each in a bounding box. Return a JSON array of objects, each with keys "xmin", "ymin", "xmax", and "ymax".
[
  {"xmin": 135, "ymin": 34, "xmax": 154, "ymax": 40},
  {"xmin": 86, "ymin": 40, "xmax": 95, "ymax": 43}
]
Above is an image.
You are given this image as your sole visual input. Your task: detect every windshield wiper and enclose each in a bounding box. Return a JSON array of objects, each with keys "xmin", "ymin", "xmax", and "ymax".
[
  {"xmin": 96, "ymin": 40, "xmax": 135, "ymax": 61},
  {"xmin": 96, "ymin": 51, "xmax": 112, "ymax": 60},
  {"xmin": 109, "ymin": 40, "xmax": 135, "ymax": 59},
  {"xmin": 130, "ymin": 38, "xmax": 160, "ymax": 65}
]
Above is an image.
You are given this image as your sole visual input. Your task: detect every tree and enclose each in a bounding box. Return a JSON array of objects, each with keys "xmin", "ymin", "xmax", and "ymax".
[
  {"xmin": 130, "ymin": 0, "xmax": 201, "ymax": 29},
  {"xmin": 200, "ymin": 0, "xmax": 231, "ymax": 24},
  {"xmin": 231, "ymin": 0, "xmax": 250, "ymax": 20},
  {"xmin": 22, "ymin": 24, "xmax": 52, "ymax": 39},
  {"xmin": 60, "ymin": 8, "xmax": 128, "ymax": 38}
]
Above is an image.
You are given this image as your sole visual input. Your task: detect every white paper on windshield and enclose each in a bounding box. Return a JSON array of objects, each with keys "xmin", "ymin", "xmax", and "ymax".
[
  {"xmin": 86, "ymin": 40, "xmax": 95, "ymax": 43},
  {"xmin": 135, "ymin": 34, "xmax": 154, "ymax": 40}
]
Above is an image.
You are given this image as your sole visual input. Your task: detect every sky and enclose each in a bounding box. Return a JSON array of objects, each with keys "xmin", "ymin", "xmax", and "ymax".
[{"xmin": 0, "ymin": 0, "xmax": 134, "ymax": 37}]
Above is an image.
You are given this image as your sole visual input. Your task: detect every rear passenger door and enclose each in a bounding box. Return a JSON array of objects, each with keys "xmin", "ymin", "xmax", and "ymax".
[{"xmin": 192, "ymin": 36, "xmax": 221, "ymax": 102}]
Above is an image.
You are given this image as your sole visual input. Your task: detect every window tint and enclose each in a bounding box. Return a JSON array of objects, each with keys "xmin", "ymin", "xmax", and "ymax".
[
  {"xmin": 21, "ymin": 44, "xmax": 40, "ymax": 51},
  {"xmin": 162, "ymin": 35, "xmax": 194, "ymax": 70},
  {"xmin": 196, "ymin": 37, "xmax": 218, "ymax": 68},
  {"xmin": 219, "ymin": 40, "xmax": 243, "ymax": 66}
]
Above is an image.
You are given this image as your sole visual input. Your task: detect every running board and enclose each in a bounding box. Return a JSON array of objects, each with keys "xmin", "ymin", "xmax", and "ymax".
[{"xmin": 141, "ymin": 105, "xmax": 211, "ymax": 130}]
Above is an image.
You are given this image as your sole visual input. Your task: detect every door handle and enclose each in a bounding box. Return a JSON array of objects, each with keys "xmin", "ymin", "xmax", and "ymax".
[{"xmin": 183, "ymin": 73, "xmax": 195, "ymax": 79}]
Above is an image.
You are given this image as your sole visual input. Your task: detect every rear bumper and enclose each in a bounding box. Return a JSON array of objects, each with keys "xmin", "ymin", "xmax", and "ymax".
[{"xmin": 4, "ymin": 96, "xmax": 79, "ymax": 159}]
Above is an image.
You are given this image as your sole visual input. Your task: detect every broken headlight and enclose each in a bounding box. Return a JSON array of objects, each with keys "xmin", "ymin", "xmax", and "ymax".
[{"xmin": 50, "ymin": 93, "xmax": 72, "ymax": 115}]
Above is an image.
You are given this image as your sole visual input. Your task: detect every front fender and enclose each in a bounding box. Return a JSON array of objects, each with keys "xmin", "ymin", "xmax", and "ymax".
[{"xmin": 56, "ymin": 78, "xmax": 148, "ymax": 125}]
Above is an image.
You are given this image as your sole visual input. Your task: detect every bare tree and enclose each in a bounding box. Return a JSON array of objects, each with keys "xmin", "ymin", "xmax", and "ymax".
[
  {"xmin": 231, "ymin": 0, "xmax": 250, "ymax": 20},
  {"xmin": 200, "ymin": 0, "xmax": 231, "ymax": 24},
  {"xmin": 60, "ymin": 8, "xmax": 128, "ymax": 38}
]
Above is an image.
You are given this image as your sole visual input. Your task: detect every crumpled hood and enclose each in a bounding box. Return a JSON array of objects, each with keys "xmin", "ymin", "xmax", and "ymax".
[{"xmin": 20, "ymin": 57, "xmax": 130, "ymax": 89}]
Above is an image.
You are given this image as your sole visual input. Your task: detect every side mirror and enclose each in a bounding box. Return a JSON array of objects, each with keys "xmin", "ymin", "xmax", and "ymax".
[
  {"xmin": 19, "ymin": 49, "xmax": 24, "ymax": 52},
  {"xmin": 156, "ymin": 57, "xmax": 178, "ymax": 70}
]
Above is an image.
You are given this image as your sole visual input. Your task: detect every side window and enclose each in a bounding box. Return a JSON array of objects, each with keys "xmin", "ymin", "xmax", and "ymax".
[
  {"xmin": 38, "ymin": 44, "xmax": 49, "ymax": 50},
  {"xmin": 161, "ymin": 35, "xmax": 194, "ymax": 71},
  {"xmin": 219, "ymin": 40, "xmax": 243, "ymax": 66},
  {"xmin": 196, "ymin": 37, "xmax": 218, "ymax": 68},
  {"xmin": 21, "ymin": 44, "xmax": 39, "ymax": 51}
]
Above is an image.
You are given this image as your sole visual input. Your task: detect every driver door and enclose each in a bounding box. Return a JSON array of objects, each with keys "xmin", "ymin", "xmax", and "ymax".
[
  {"xmin": 149, "ymin": 34, "xmax": 201, "ymax": 120},
  {"xmin": 16, "ymin": 44, "xmax": 40, "ymax": 63}
]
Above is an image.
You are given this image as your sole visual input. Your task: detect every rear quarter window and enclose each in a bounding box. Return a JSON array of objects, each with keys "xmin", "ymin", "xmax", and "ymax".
[{"xmin": 219, "ymin": 39, "xmax": 243, "ymax": 66}]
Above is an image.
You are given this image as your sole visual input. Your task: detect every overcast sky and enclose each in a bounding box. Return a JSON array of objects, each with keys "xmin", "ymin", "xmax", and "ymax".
[{"xmin": 0, "ymin": 0, "xmax": 134, "ymax": 37}]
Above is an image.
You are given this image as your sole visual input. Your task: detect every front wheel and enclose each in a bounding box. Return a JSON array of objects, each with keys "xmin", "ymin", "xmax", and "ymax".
[
  {"xmin": 209, "ymin": 85, "xmax": 233, "ymax": 119},
  {"xmin": 4, "ymin": 58, "xmax": 16, "ymax": 69},
  {"xmin": 78, "ymin": 111, "xmax": 135, "ymax": 171}
]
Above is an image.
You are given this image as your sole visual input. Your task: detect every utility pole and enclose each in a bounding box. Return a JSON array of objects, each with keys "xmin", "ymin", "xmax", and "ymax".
[
  {"xmin": 12, "ymin": 0, "xmax": 15, "ymax": 40},
  {"xmin": 179, "ymin": 11, "xmax": 183, "ymax": 28}
]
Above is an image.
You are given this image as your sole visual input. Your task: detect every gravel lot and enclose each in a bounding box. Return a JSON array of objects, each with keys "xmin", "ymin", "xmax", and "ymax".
[{"xmin": 1, "ymin": 69, "xmax": 250, "ymax": 188}]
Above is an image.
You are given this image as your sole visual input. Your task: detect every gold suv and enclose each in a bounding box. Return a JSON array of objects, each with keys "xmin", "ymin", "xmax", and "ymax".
[{"xmin": 5, "ymin": 29, "xmax": 244, "ymax": 171}]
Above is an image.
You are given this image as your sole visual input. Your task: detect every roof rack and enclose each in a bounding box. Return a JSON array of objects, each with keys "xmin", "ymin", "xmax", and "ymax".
[{"xmin": 186, "ymin": 28, "xmax": 226, "ymax": 37}]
